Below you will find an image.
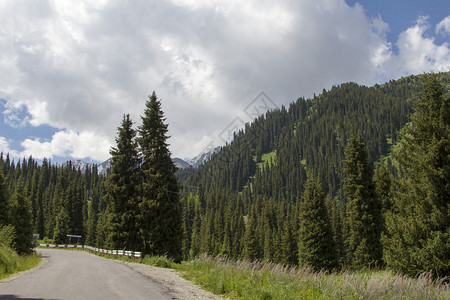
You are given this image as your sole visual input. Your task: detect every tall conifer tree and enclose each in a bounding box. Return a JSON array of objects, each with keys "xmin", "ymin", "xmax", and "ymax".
[
  {"xmin": 298, "ymin": 173, "xmax": 336, "ymax": 271},
  {"xmin": 104, "ymin": 114, "xmax": 141, "ymax": 250},
  {"xmin": 280, "ymin": 217, "xmax": 297, "ymax": 266},
  {"xmin": 53, "ymin": 207, "xmax": 69, "ymax": 245},
  {"xmin": 243, "ymin": 205, "xmax": 259, "ymax": 261},
  {"xmin": 383, "ymin": 74, "xmax": 449, "ymax": 276},
  {"xmin": 343, "ymin": 133, "xmax": 383, "ymax": 269},
  {"xmin": 138, "ymin": 92, "xmax": 182, "ymax": 261},
  {"xmin": 11, "ymin": 180, "xmax": 33, "ymax": 254},
  {"xmin": 0, "ymin": 171, "xmax": 9, "ymax": 226}
]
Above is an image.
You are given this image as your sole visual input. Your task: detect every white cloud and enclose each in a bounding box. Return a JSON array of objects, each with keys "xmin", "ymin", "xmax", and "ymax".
[
  {"xmin": 20, "ymin": 138, "xmax": 52, "ymax": 160},
  {"xmin": 382, "ymin": 16, "xmax": 450, "ymax": 79},
  {"xmin": 20, "ymin": 130, "xmax": 111, "ymax": 161},
  {"xmin": 0, "ymin": 1, "xmax": 449, "ymax": 160},
  {"xmin": 0, "ymin": 137, "xmax": 21, "ymax": 158},
  {"xmin": 437, "ymin": 15, "xmax": 450, "ymax": 35},
  {"xmin": 0, "ymin": 131, "xmax": 110, "ymax": 162}
]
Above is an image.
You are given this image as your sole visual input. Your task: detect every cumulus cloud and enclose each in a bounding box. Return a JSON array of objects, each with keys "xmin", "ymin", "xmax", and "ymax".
[
  {"xmin": 0, "ymin": 137, "xmax": 21, "ymax": 159},
  {"xmin": 0, "ymin": 0, "xmax": 449, "ymax": 160},
  {"xmin": 382, "ymin": 16, "xmax": 450, "ymax": 78},
  {"xmin": 436, "ymin": 15, "xmax": 450, "ymax": 35},
  {"xmin": 1, "ymin": 130, "xmax": 110, "ymax": 161}
]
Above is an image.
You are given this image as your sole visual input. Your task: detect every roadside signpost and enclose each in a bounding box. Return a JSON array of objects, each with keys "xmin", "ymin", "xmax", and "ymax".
[{"xmin": 66, "ymin": 234, "xmax": 82, "ymax": 244}]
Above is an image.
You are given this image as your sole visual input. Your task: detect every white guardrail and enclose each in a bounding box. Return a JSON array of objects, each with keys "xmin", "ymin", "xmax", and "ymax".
[{"xmin": 38, "ymin": 244, "xmax": 143, "ymax": 258}]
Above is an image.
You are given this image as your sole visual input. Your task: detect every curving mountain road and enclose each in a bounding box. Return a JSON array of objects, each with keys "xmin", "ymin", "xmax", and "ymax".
[{"xmin": 0, "ymin": 248, "xmax": 173, "ymax": 300}]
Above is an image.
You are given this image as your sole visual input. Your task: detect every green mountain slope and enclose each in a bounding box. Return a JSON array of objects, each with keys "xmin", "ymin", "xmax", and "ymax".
[{"xmin": 180, "ymin": 72, "xmax": 449, "ymax": 199}]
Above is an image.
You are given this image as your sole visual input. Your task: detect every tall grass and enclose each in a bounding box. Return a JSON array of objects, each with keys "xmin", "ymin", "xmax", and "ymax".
[
  {"xmin": 1, "ymin": 224, "xmax": 41, "ymax": 279},
  {"xmin": 177, "ymin": 255, "xmax": 449, "ymax": 300},
  {"xmin": 0, "ymin": 252, "xmax": 41, "ymax": 280}
]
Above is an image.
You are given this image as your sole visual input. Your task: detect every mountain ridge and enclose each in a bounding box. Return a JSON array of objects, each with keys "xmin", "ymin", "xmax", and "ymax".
[{"xmin": 61, "ymin": 146, "xmax": 220, "ymax": 174}]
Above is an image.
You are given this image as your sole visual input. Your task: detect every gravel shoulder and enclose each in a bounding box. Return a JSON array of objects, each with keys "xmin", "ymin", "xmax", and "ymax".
[{"xmin": 125, "ymin": 261, "xmax": 225, "ymax": 300}]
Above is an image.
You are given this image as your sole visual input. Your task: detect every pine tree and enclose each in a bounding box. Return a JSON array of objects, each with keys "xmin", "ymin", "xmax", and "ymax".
[
  {"xmin": 189, "ymin": 199, "xmax": 202, "ymax": 258},
  {"xmin": 95, "ymin": 209, "xmax": 109, "ymax": 248},
  {"xmin": 104, "ymin": 114, "xmax": 141, "ymax": 251},
  {"xmin": 373, "ymin": 161, "xmax": 392, "ymax": 216},
  {"xmin": 0, "ymin": 171, "xmax": 9, "ymax": 226},
  {"xmin": 53, "ymin": 207, "xmax": 69, "ymax": 245},
  {"xmin": 343, "ymin": 133, "xmax": 383, "ymax": 269},
  {"xmin": 138, "ymin": 92, "xmax": 182, "ymax": 261},
  {"xmin": 199, "ymin": 209, "xmax": 213, "ymax": 255},
  {"xmin": 243, "ymin": 205, "xmax": 259, "ymax": 261},
  {"xmin": 85, "ymin": 202, "xmax": 97, "ymax": 246},
  {"xmin": 297, "ymin": 173, "xmax": 336, "ymax": 271},
  {"xmin": 280, "ymin": 217, "xmax": 297, "ymax": 266},
  {"xmin": 383, "ymin": 74, "xmax": 449, "ymax": 277},
  {"xmin": 10, "ymin": 180, "xmax": 33, "ymax": 254},
  {"xmin": 326, "ymin": 193, "xmax": 345, "ymax": 268}
]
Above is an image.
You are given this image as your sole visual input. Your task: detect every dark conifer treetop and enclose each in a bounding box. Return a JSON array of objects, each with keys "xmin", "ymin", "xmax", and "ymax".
[{"xmin": 139, "ymin": 91, "xmax": 174, "ymax": 175}]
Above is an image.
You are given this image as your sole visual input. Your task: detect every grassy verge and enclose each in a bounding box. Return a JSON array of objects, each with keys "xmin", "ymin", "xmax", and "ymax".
[
  {"xmin": 0, "ymin": 252, "xmax": 41, "ymax": 280},
  {"xmin": 176, "ymin": 255, "xmax": 449, "ymax": 300}
]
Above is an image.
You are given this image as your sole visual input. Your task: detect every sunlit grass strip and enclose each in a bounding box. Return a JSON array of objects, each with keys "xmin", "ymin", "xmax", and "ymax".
[
  {"xmin": 0, "ymin": 252, "xmax": 41, "ymax": 280},
  {"xmin": 176, "ymin": 255, "xmax": 450, "ymax": 300}
]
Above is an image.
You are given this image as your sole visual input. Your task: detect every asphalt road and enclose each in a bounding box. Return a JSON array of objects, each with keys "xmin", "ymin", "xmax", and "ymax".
[{"xmin": 0, "ymin": 248, "xmax": 173, "ymax": 300}]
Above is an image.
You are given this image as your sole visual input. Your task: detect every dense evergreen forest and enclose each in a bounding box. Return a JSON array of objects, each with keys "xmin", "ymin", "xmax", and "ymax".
[
  {"xmin": 179, "ymin": 72, "xmax": 449, "ymax": 276},
  {"xmin": 0, "ymin": 73, "xmax": 448, "ymax": 277}
]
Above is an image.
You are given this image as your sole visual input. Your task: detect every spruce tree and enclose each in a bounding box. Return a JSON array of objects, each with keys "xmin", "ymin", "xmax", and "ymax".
[
  {"xmin": 85, "ymin": 202, "xmax": 97, "ymax": 246},
  {"xmin": 280, "ymin": 217, "xmax": 297, "ymax": 266},
  {"xmin": 373, "ymin": 161, "xmax": 392, "ymax": 216},
  {"xmin": 189, "ymin": 201, "xmax": 201, "ymax": 258},
  {"xmin": 95, "ymin": 209, "xmax": 109, "ymax": 248},
  {"xmin": 298, "ymin": 173, "xmax": 336, "ymax": 271},
  {"xmin": 104, "ymin": 114, "xmax": 141, "ymax": 251},
  {"xmin": 0, "ymin": 171, "xmax": 9, "ymax": 226},
  {"xmin": 138, "ymin": 92, "xmax": 182, "ymax": 261},
  {"xmin": 243, "ymin": 205, "xmax": 259, "ymax": 261},
  {"xmin": 11, "ymin": 180, "xmax": 33, "ymax": 254},
  {"xmin": 343, "ymin": 133, "xmax": 383, "ymax": 269},
  {"xmin": 383, "ymin": 74, "xmax": 449, "ymax": 277},
  {"xmin": 53, "ymin": 207, "xmax": 69, "ymax": 245}
]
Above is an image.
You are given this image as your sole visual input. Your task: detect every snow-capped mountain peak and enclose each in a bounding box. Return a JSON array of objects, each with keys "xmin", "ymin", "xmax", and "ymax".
[{"xmin": 187, "ymin": 146, "xmax": 221, "ymax": 168}]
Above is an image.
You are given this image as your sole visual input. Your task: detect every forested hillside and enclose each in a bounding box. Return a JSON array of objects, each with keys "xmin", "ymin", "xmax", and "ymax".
[
  {"xmin": 1, "ymin": 72, "xmax": 448, "ymax": 277},
  {"xmin": 180, "ymin": 74, "xmax": 440, "ymax": 196},
  {"xmin": 177, "ymin": 72, "xmax": 449, "ymax": 275}
]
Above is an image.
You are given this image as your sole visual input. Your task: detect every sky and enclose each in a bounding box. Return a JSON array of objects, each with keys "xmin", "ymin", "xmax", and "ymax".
[{"xmin": 0, "ymin": 0, "xmax": 449, "ymax": 164}]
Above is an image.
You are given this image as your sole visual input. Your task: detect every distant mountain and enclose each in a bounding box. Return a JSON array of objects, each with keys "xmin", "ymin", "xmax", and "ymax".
[
  {"xmin": 60, "ymin": 159, "xmax": 111, "ymax": 175},
  {"xmin": 172, "ymin": 157, "xmax": 191, "ymax": 169},
  {"xmin": 97, "ymin": 158, "xmax": 111, "ymax": 175},
  {"xmin": 187, "ymin": 146, "xmax": 221, "ymax": 168},
  {"xmin": 61, "ymin": 146, "xmax": 222, "ymax": 174},
  {"xmin": 60, "ymin": 160, "xmax": 91, "ymax": 173}
]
